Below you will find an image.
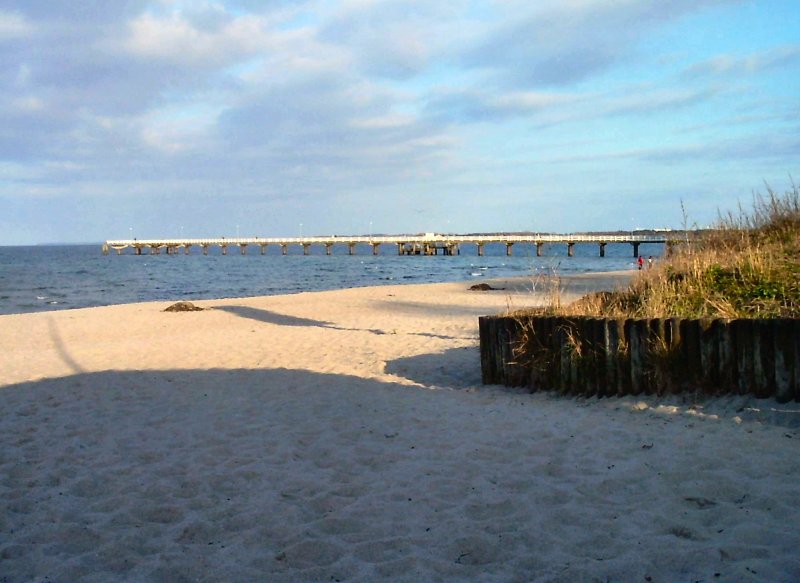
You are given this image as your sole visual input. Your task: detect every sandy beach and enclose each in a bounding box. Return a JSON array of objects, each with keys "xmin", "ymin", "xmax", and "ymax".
[{"xmin": 1, "ymin": 271, "xmax": 799, "ymax": 582}]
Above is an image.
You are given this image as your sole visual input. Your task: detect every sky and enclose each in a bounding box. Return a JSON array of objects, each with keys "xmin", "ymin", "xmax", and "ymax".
[{"xmin": 0, "ymin": 0, "xmax": 798, "ymax": 244}]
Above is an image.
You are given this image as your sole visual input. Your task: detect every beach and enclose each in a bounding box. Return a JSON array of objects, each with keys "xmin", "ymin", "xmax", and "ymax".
[{"xmin": 1, "ymin": 271, "xmax": 799, "ymax": 582}]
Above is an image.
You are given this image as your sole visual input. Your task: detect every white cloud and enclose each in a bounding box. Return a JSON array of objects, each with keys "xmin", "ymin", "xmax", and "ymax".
[
  {"xmin": 118, "ymin": 10, "xmax": 268, "ymax": 67},
  {"xmin": 8, "ymin": 96, "xmax": 44, "ymax": 112},
  {"xmin": 319, "ymin": 0, "xmax": 474, "ymax": 79},
  {"xmin": 686, "ymin": 44, "xmax": 800, "ymax": 77},
  {"xmin": 233, "ymin": 26, "xmax": 353, "ymax": 86},
  {"xmin": 461, "ymin": 0, "xmax": 742, "ymax": 86},
  {"xmin": 0, "ymin": 10, "xmax": 32, "ymax": 40},
  {"xmin": 350, "ymin": 113, "xmax": 417, "ymax": 129}
]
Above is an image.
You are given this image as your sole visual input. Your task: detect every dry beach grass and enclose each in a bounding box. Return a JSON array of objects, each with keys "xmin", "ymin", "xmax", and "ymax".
[
  {"xmin": 544, "ymin": 184, "xmax": 800, "ymax": 320},
  {"xmin": 1, "ymin": 275, "xmax": 799, "ymax": 581}
]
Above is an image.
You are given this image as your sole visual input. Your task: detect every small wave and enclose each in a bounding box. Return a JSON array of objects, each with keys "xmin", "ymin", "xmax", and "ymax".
[
  {"xmin": 36, "ymin": 295, "xmax": 47, "ymax": 300},
  {"xmin": 470, "ymin": 272, "xmax": 483, "ymax": 277}
]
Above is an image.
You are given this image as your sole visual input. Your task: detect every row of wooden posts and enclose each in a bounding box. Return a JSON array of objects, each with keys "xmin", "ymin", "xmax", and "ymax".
[{"xmin": 479, "ymin": 315, "xmax": 800, "ymax": 402}]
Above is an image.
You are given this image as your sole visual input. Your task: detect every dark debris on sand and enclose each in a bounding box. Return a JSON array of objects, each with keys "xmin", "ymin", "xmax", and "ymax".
[
  {"xmin": 468, "ymin": 283, "xmax": 505, "ymax": 291},
  {"xmin": 164, "ymin": 301, "xmax": 204, "ymax": 312}
]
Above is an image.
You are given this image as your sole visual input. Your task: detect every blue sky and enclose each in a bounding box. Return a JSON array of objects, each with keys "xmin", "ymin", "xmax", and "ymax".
[{"xmin": 0, "ymin": 0, "xmax": 797, "ymax": 244}]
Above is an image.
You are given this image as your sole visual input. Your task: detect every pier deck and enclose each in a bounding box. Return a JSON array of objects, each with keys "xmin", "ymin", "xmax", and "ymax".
[{"xmin": 103, "ymin": 233, "xmax": 677, "ymax": 257}]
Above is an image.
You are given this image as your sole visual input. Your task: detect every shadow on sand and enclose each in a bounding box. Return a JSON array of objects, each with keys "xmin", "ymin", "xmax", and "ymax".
[
  {"xmin": 0, "ymin": 367, "xmax": 441, "ymax": 582},
  {"xmin": 215, "ymin": 303, "xmax": 467, "ymax": 340},
  {"xmin": 214, "ymin": 305, "xmax": 336, "ymax": 328},
  {"xmin": 384, "ymin": 346, "xmax": 482, "ymax": 390}
]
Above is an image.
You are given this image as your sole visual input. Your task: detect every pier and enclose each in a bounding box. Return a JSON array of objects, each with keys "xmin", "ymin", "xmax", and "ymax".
[{"xmin": 103, "ymin": 233, "xmax": 676, "ymax": 257}]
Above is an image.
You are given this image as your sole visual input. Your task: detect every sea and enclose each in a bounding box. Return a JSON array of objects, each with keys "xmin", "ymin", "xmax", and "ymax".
[{"xmin": 0, "ymin": 242, "xmax": 664, "ymax": 316}]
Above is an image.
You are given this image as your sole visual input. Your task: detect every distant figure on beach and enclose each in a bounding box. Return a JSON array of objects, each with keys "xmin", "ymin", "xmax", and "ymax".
[
  {"xmin": 648, "ymin": 256, "xmax": 654, "ymax": 269},
  {"xmin": 637, "ymin": 256, "xmax": 644, "ymax": 270}
]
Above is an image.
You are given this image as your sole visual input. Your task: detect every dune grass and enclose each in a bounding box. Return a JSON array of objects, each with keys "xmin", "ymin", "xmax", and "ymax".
[{"xmin": 545, "ymin": 183, "xmax": 800, "ymax": 319}]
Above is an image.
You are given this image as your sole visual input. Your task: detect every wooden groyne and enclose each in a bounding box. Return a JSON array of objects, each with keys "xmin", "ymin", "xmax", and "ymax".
[
  {"xmin": 479, "ymin": 315, "xmax": 800, "ymax": 402},
  {"xmin": 103, "ymin": 232, "xmax": 676, "ymax": 257}
]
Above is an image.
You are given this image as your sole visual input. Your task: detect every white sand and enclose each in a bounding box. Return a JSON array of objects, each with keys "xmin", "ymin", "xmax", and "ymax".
[{"xmin": 1, "ymin": 272, "xmax": 799, "ymax": 582}]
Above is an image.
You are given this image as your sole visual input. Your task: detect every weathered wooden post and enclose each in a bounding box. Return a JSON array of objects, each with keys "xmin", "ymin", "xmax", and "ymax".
[
  {"xmin": 557, "ymin": 321, "xmax": 571, "ymax": 393},
  {"xmin": 680, "ymin": 319, "xmax": 701, "ymax": 388},
  {"xmin": 649, "ymin": 319, "xmax": 666, "ymax": 394},
  {"xmin": 753, "ymin": 319, "xmax": 775, "ymax": 398},
  {"xmin": 773, "ymin": 319, "xmax": 794, "ymax": 403},
  {"xmin": 717, "ymin": 320, "xmax": 735, "ymax": 392},
  {"xmin": 536, "ymin": 242, "xmax": 543, "ymax": 257},
  {"xmin": 592, "ymin": 318, "xmax": 606, "ymax": 396},
  {"xmin": 479, "ymin": 316, "xmax": 494, "ymax": 384},
  {"xmin": 638, "ymin": 319, "xmax": 652, "ymax": 393},
  {"xmin": 506, "ymin": 243, "xmax": 513, "ymax": 256},
  {"xmin": 599, "ymin": 242, "xmax": 606, "ymax": 257},
  {"xmin": 567, "ymin": 242, "xmax": 574, "ymax": 257},
  {"xmin": 602, "ymin": 319, "xmax": 621, "ymax": 396},
  {"xmin": 477, "ymin": 243, "xmax": 484, "ymax": 256},
  {"xmin": 662, "ymin": 318, "xmax": 681, "ymax": 392},
  {"xmin": 699, "ymin": 319, "xmax": 720, "ymax": 390},
  {"xmin": 794, "ymin": 319, "xmax": 800, "ymax": 402},
  {"xmin": 348, "ymin": 243, "xmax": 356, "ymax": 255},
  {"xmin": 326, "ymin": 243, "xmax": 333, "ymax": 256},
  {"xmin": 628, "ymin": 319, "xmax": 645, "ymax": 394},
  {"xmin": 528, "ymin": 317, "xmax": 548, "ymax": 391},
  {"xmin": 260, "ymin": 244, "xmax": 267, "ymax": 255},
  {"xmin": 579, "ymin": 318, "xmax": 599, "ymax": 396},
  {"xmin": 733, "ymin": 319, "xmax": 754, "ymax": 394},
  {"xmin": 576, "ymin": 319, "xmax": 591, "ymax": 395}
]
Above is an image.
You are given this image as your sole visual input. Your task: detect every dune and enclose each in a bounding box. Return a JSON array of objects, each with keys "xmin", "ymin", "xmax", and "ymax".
[{"xmin": 1, "ymin": 271, "xmax": 798, "ymax": 582}]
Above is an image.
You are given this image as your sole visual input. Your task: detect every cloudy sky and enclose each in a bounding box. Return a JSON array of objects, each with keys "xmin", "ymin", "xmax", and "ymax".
[{"xmin": 1, "ymin": 0, "xmax": 797, "ymax": 244}]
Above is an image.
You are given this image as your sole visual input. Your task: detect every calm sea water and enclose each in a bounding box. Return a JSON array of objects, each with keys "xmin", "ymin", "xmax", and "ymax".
[{"xmin": 0, "ymin": 242, "xmax": 664, "ymax": 315}]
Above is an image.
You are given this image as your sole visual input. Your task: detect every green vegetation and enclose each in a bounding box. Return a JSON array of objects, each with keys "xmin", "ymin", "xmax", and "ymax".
[{"xmin": 557, "ymin": 183, "xmax": 800, "ymax": 319}]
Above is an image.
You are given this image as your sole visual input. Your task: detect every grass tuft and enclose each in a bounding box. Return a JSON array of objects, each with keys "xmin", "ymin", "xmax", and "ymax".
[{"xmin": 535, "ymin": 181, "xmax": 800, "ymax": 319}]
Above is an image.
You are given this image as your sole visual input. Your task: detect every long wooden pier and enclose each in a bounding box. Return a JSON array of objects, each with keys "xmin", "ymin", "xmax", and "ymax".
[{"xmin": 103, "ymin": 232, "xmax": 676, "ymax": 257}]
